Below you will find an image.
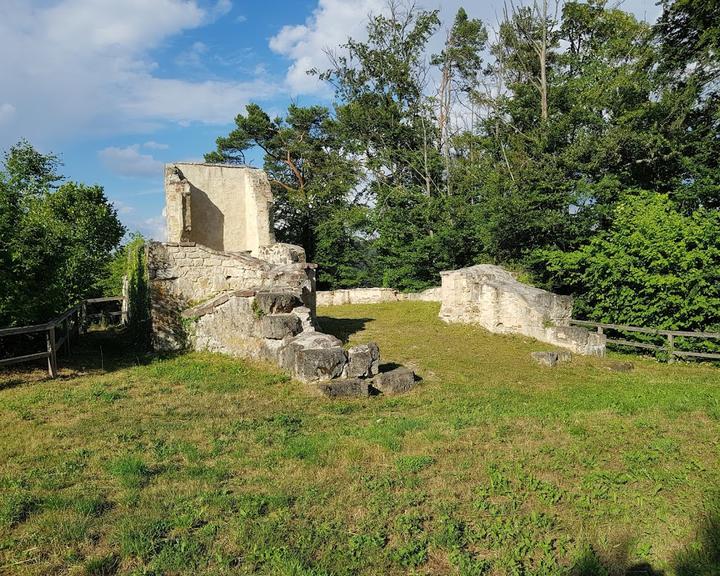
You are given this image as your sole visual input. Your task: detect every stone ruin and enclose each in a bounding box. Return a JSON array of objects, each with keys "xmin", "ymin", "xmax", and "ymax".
[
  {"xmin": 439, "ymin": 265, "xmax": 606, "ymax": 356},
  {"xmin": 148, "ymin": 163, "xmax": 414, "ymax": 396}
]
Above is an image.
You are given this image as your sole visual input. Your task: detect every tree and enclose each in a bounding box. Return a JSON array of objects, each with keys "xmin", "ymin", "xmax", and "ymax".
[
  {"xmin": 0, "ymin": 141, "xmax": 125, "ymax": 326},
  {"xmin": 652, "ymin": 0, "xmax": 720, "ymax": 212},
  {"xmin": 206, "ymin": 103, "xmax": 367, "ymax": 288},
  {"xmin": 319, "ymin": 2, "xmax": 477, "ymax": 290},
  {"xmin": 431, "ymin": 8, "xmax": 488, "ymax": 192}
]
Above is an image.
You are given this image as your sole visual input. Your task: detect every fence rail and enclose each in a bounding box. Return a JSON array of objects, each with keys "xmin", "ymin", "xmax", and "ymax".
[
  {"xmin": 0, "ymin": 297, "xmax": 126, "ymax": 377},
  {"xmin": 569, "ymin": 319, "xmax": 720, "ymax": 362}
]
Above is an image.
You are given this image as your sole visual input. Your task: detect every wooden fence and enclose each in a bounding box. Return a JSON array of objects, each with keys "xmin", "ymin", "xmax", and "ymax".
[
  {"xmin": 0, "ymin": 297, "xmax": 126, "ymax": 378},
  {"xmin": 569, "ymin": 319, "xmax": 720, "ymax": 363}
]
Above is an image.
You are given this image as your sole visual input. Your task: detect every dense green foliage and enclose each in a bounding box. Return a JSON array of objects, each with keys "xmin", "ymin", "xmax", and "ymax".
[
  {"xmin": 545, "ymin": 193, "xmax": 720, "ymax": 332},
  {"xmin": 0, "ymin": 141, "xmax": 125, "ymax": 326},
  {"xmin": 207, "ymin": 0, "xmax": 719, "ymax": 327}
]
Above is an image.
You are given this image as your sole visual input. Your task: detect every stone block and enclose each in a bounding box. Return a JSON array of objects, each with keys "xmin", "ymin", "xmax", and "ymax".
[
  {"xmin": 255, "ymin": 291, "xmax": 302, "ymax": 314},
  {"xmin": 344, "ymin": 342, "xmax": 380, "ymax": 378},
  {"xmin": 557, "ymin": 351, "xmax": 573, "ymax": 363},
  {"xmin": 549, "ymin": 325, "xmax": 606, "ymax": 356},
  {"xmin": 606, "ymin": 361, "xmax": 634, "ymax": 372},
  {"xmin": 294, "ymin": 347, "xmax": 347, "ymax": 382},
  {"xmin": 531, "ymin": 351, "xmax": 558, "ymax": 367},
  {"xmin": 372, "ymin": 367, "xmax": 415, "ymax": 394},
  {"xmin": 253, "ymin": 243, "xmax": 307, "ymax": 266},
  {"xmin": 293, "ymin": 306, "xmax": 315, "ymax": 332},
  {"xmin": 277, "ymin": 332, "xmax": 347, "ymax": 382},
  {"xmin": 317, "ymin": 378, "xmax": 369, "ymax": 398},
  {"xmin": 257, "ymin": 313, "xmax": 302, "ymax": 340}
]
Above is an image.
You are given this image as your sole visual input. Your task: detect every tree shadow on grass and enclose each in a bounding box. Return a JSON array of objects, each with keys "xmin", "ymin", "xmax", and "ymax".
[
  {"xmin": 570, "ymin": 494, "xmax": 720, "ymax": 575},
  {"xmin": 316, "ymin": 316, "xmax": 374, "ymax": 344},
  {"xmin": 0, "ymin": 378, "xmax": 26, "ymax": 391},
  {"xmin": 0, "ymin": 326, "xmax": 160, "ymax": 386},
  {"xmin": 571, "ymin": 541, "xmax": 665, "ymax": 575}
]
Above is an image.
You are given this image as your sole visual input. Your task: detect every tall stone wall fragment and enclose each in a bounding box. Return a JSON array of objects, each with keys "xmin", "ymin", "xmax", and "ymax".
[
  {"xmin": 164, "ymin": 163, "xmax": 274, "ymax": 253},
  {"xmin": 439, "ymin": 265, "xmax": 605, "ymax": 356}
]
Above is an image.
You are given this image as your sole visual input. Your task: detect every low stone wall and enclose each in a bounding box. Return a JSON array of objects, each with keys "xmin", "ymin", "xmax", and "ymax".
[
  {"xmin": 439, "ymin": 265, "xmax": 605, "ymax": 356},
  {"xmin": 316, "ymin": 287, "xmax": 441, "ymax": 306}
]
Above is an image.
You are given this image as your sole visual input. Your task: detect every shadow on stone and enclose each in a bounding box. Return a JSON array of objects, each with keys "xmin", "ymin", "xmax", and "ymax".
[{"xmin": 316, "ymin": 316, "xmax": 373, "ymax": 344}]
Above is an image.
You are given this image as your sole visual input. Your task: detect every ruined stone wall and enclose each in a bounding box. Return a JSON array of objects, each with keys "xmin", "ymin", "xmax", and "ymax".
[
  {"xmin": 149, "ymin": 162, "xmax": 414, "ymax": 395},
  {"xmin": 439, "ymin": 265, "xmax": 606, "ymax": 356},
  {"xmin": 316, "ymin": 287, "xmax": 441, "ymax": 306},
  {"xmin": 165, "ymin": 163, "xmax": 274, "ymax": 253},
  {"xmin": 148, "ymin": 241, "xmax": 316, "ymax": 351}
]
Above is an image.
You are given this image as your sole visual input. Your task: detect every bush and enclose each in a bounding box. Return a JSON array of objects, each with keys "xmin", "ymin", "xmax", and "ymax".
[{"xmin": 544, "ymin": 192, "xmax": 720, "ymax": 332}]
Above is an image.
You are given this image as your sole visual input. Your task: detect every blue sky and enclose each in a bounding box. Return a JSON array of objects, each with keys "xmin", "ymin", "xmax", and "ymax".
[{"xmin": 0, "ymin": 0, "xmax": 660, "ymax": 240}]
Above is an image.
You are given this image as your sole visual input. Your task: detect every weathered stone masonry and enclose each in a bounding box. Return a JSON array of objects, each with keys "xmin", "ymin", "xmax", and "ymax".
[
  {"xmin": 149, "ymin": 163, "xmax": 415, "ymax": 396},
  {"xmin": 439, "ymin": 264, "xmax": 606, "ymax": 356}
]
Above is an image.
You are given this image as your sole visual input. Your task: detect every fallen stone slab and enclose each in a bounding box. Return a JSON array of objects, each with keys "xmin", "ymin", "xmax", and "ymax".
[
  {"xmin": 344, "ymin": 343, "xmax": 380, "ymax": 378},
  {"xmin": 372, "ymin": 367, "xmax": 416, "ymax": 395},
  {"xmin": 531, "ymin": 351, "xmax": 558, "ymax": 367},
  {"xmin": 605, "ymin": 361, "xmax": 634, "ymax": 372},
  {"xmin": 317, "ymin": 378, "xmax": 369, "ymax": 398}
]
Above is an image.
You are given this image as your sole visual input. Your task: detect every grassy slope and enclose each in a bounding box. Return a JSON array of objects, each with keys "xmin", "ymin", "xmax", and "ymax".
[{"xmin": 0, "ymin": 302, "xmax": 719, "ymax": 575}]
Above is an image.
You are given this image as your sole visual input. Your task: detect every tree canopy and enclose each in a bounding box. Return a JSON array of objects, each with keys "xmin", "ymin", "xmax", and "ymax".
[
  {"xmin": 206, "ymin": 0, "xmax": 719, "ymax": 328},
  {"xmin": 0, "ymin": 140, "xmax": 125, "ymax": 326}
]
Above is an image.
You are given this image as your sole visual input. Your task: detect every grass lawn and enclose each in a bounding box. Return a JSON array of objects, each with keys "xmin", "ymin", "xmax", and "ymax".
[{"xmin": 1, "ymin": 301, "xmax": 719, "ymax": 575}]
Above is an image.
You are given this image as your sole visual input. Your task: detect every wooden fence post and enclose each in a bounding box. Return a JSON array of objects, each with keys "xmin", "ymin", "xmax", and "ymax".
[
  {"xmin": 46, "ymin": 326, "xmax": 58, "ymax": 378},
  {"xmin": 121, "ymin": 276, "xmax": 129, "ymax": 325},
  {"xmin": 65, "ymin": 317, "xmax": 71, "ymax": 356},
  {"xmin": 80, "ymin": 302, "xmax": 87, "ymax": 334},
  {"xmin": 667, "ymin": 333, "xmax": 675, "ymax": 364}
]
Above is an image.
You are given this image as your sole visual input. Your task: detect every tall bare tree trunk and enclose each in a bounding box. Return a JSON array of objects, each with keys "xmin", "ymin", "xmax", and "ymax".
[{"xmin": 539, "ymin": 0, "xmax": 549, "ymax": 122}]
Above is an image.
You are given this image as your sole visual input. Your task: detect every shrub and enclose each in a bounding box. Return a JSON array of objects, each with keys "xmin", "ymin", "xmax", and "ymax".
[{"xmin": 544, "ymin": 192, "xmax": 720, "ymax": 333}]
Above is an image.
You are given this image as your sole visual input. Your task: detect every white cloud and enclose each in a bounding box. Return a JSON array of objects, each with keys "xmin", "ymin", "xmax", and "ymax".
[
  {"xmin": 176, "ymin": 41, "xmax": 209, "ymax": 67},
  {"xmin": 142, "ymin": 141, "xmax": 169, "ymax": 150},
  {"xmin": 119, "ymin": 76, "xmax": 276, "ymax": 124},
  {"xmin": 0, "ymin": 0, "xmax": 273, "ymax": 149},
  {"xmin": 99, "ymin": 144, "xmax": 164, "ymax": 179},
  {"xmin": 269, "ymin": 0, "xmax": 386, "ymax": 95},
  {"xmin": 236, "ymin": 14, "xmax": 247, "ymax": 23},
  {"xmin": 112, "ymin": 199, "xmax": 136, "ymax": 215},
  {"xmin": 140, "ymin": 215, "xmax": 167, "ymax": 241},
  {"xmin": 211, "ymin": 0, "xmax": 233, "ymax": 18}
]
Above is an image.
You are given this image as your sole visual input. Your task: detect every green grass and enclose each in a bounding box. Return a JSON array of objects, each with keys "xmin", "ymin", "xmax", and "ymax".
[{"xmin": 1, "ymin": 302, "xmax": 719, "ymax": 575}]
